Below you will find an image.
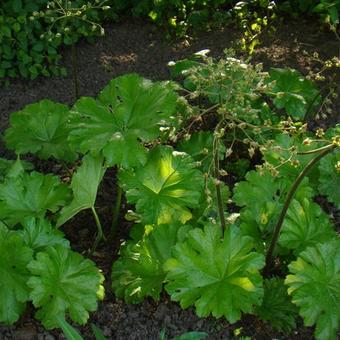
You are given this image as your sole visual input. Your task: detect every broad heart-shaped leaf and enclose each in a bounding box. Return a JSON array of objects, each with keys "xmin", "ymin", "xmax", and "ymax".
[
  {"xmin": 0, "ymin": 223, "xmax": 33, "ymax": 324},
  {"xmin": 279, "ymin": 198, "xmax": 336, "ymax": 254},
  {"xmin": 19, "ymin": 217, "xmax": 69, "ymax": 252},
  {"xmin": 165, "ymin": 224, "xmax": 264, "ymax": 323},
  {"xmin": 233, "ymin": 169, "xmax": 313, "ymax": 252},
  {"xmin": 318, "ymin": 149, "xmax": 340, "ymax": 209},
  {"xmin": 57, "ymin": 154, "xmax": 106, "ymax": 227},
  {"xmin": 119, "ymin": 146, "xmax": 204, "ymax": 225},
  {"xmin": 285, "ymin": 239, "xmax": 340, "ymax": 340},
  {"xmin": 4, "ymin": 100, "xmax": 77, "ymax": 162},
  {"xmin": 27, "ymin": 245, "xmax": 105, "ymax": 329},
  {"xmin": 69, "ymin": 74, "xmax": 178, "ymax": 168},
  {"xmin": 254, "ymin": 278, "xmax": 298, "ymax": 332},
  {"xmin": 112, "ymin": 223, "xmax": 190, "ymax": 303},
  {"xmin": 269, "ymin": 68, "xmax": 319, "ymax": 120},
  {"xmin": 0, "ymin": 171, "xmax": 70, "ymax": 227}
]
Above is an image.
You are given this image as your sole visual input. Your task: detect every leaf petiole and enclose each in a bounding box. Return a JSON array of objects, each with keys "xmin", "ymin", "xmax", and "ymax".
[{"xmin": 91, "ymin": 206, "xmax": 105, "ymax": 252}]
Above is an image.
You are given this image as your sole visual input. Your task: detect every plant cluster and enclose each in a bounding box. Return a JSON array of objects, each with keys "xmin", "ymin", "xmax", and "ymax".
[
  {"xmin": 109, "ymin": 0, "xmax": 339, "ymax": 40},
  {"xmin": 0, "ymin": 0, "xmax": 110, "ymax": 82},
  {"xmin": 279, "ymin": 0, "xmax": 340, "ymax": 26},
  {"xmin": 1, "ymin": 0, "xmax": 338, "ymax": 84},
  {"xmin": 109, "ymin": 0, "xmax": 234, "ymax": 37},
  {"xmin": 0, "ymin": 53, "xmax": 339, "ymax": 339}
]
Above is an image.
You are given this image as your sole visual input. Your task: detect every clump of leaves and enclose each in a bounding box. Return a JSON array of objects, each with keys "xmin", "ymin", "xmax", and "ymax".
[
  {"xmin": 232, "ymin": 169, "xmax": 313, "ymax": 252},
  {"xmin": 112, "ymin": 223, "xmax": 191, "ymax": 303}
]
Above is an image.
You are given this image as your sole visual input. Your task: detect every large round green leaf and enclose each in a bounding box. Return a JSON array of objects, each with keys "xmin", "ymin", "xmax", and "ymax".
[{"xmin": 165, "ymin": 224, "xmax": 264, "ymax": 323}]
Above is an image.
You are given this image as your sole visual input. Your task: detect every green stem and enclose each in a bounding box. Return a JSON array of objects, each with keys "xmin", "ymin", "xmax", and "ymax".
[
  {"xmin": 264, "ymin": 143, "xmax": 336, "ymax": 275},
  {"xmin": 91, "ymin": 206, "xmax": 105, "ymax": 252},
  {"xmin": 214, "ymin": 140, "xmax": 226, "ymax": 230},
  {"xmin": 303, "ymin": 90, "xmax": 322, "ymax": 121},
  {"xmin": 110, "ymin": 184, "xmax": 122, "ymax": 240},
  {"xmin": 71, "ymin": 43, "xmax": 79, "ymax": 100},
  {"xmin": 213, "ymin": 85, "xmax": 227, "ymax": 231},
  {"xmin": 297, "ymin": 143, "xmax": 335, "ymax": 155}
]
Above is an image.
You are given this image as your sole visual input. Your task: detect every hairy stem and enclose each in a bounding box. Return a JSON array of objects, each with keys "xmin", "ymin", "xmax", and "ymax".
[
  {"xmin": 264, "ymin": 143, "xmax": 337, "ymax": 275},
  {"xmin": 110, "ymin": 184, "xmax": 122, "ymax": 241},
  {"xmin": 91, "ymin": 206, "xmax": 105, "ymax": 252},
  {"xmin": 71, "ymin": 43, "xmax": 79, "ymax": 100}
]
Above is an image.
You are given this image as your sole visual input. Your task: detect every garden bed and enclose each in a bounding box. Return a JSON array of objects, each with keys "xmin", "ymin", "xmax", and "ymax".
[{"xmin": 0, "ymin": 17, "xmax": 339, "ymax": 340}]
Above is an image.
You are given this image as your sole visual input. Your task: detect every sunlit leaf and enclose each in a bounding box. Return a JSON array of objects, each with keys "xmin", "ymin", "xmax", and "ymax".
[{"xmin": 119, "ymin": 146, "xmax": 204, "ymax": 224}]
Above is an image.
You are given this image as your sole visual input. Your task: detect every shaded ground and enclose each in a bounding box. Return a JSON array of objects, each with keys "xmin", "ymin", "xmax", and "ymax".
[{"xmin": 0, "ymin": 17, "xmax": 339, "ymax": 340}]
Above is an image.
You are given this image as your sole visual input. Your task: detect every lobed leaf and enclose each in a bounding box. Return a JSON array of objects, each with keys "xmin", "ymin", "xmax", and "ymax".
[
  {"xmin": 28, "ymin": 245, "xmax": 105, "ymax": 329},
  {"xmin": 0, "ymin": 171, "xmax": 70, "ymax": 227},
  {"xmin": 4, "ymin": 100, "xmax": 77, "ymax": 162},
  {"xmin": 279, "ymin": 198, "xmax": 336, "ymax": 254},
  {"xmin": 165, "ymin": 224, "xmax": 264, "ymax": 323},
  {"xmin": 69, "ymin": 74, "xmax": 178, "ymax": 168},
  {"xmin": 269, "ymin": 68, "xmax": 320, "ymax": 120},
  {"xmin": 318, "ymin": 149, "xmax": 340, "ymax": 209},
  {"xmin": 119, "ymin": 146, "xmax": 204, "ymax": 225},
  {"xmin": 0, "ymin": 223, "xmax": 33, "ymax": 324},
  {"xmin": 112, "ymin": 223, "xmax": 189, "ymax": 303},
  {"xmin": 0, "ymin": 157, "xmax": 33, "ymax": 181},
  {"xmin": 233, "ymin": 169, "xmax": 313, "ymax": 252},
  {"xmin": 285, "ymin": 239, "xmax": 340, "ymax": 340},
  {"xmin": 19, "ymin": 217, "xmax": 69, "ymax": 252}
]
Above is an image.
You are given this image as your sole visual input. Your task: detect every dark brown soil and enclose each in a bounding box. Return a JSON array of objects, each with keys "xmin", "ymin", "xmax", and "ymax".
[{"xmin": 0, "ymin": 17, "xmax": 339, "ymax": 340}]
